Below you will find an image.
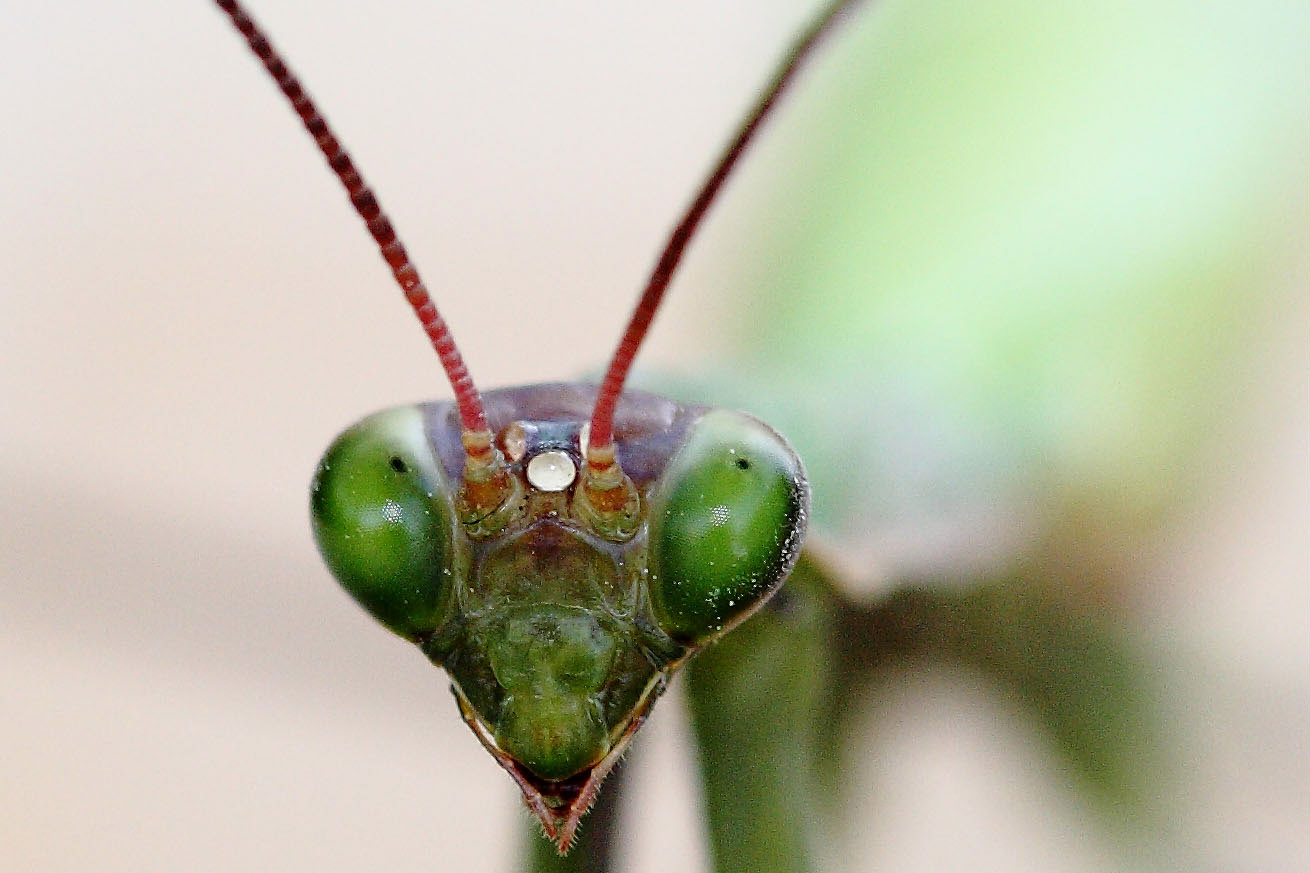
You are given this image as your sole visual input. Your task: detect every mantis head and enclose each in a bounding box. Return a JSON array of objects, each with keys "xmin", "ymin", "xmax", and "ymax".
[
  {"xmin": 309, "ymin": 387, "xmax": 807, "ymax": 848},
  {"xmin": 214, "ymin": 0, "xmax": 858, "ymax": 852}
]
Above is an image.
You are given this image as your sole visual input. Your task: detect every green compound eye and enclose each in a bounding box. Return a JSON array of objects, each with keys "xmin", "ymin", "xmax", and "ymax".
[
  {"xmin": 310, "ymin": 406, "xmax": 457, "ymax": 641},
  {"xmin": 647, "ymin": 410, "xmax": 808, "ymax": 643}
]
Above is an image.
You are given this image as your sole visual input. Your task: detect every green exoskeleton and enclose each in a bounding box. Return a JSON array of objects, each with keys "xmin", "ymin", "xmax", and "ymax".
[
  {"xmin": 214, "ymin": 0, "xmax": 861, "ymax": 853},
  {"xmin": 310, "ymin": 388, "xmax": 807, "ymax": 848}
]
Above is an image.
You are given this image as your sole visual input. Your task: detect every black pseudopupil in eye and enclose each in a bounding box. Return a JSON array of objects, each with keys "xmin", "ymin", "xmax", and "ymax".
[
  {"xmin": 389, "ymin": 456, "xmax": 408, "ymax": 473},
  {"xmin": 735, "ymin": 457, "xmax": 750, "ymax": 470}
]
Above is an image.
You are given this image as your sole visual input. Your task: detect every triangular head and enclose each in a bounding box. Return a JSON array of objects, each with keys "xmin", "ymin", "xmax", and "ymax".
[
  {"xmin": 214, "ymin": 0, "xmax": 860, "ymax": 853},
  {"xmin": 310, "ymin": 383, "xmax": 808, "ymax": 850}
]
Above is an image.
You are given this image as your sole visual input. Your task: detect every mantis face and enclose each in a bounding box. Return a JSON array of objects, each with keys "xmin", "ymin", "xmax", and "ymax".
[
  {"xmin": 214, "ymin": 0, "xmax": 856, "ymax": 853},
  {"xmin": 310, "ymin": 384, "xmax": 808, "ymax": 847}
]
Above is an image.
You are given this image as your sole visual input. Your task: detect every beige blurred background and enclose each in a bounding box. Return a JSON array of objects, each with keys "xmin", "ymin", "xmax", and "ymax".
[{"xmin": 1, "ymin": 1, "xmax": 1306, "ymax": 871}]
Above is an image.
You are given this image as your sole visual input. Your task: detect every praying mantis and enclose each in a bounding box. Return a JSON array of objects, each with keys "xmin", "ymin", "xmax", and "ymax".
[{"xmin": 87, "ymin": 0, "xmax": 1294, "ymax": 865}]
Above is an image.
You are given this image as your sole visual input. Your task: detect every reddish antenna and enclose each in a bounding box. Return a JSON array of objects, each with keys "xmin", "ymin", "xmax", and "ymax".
[
  {"xmin": 214, "ymin": 0, "xmax": 491, "ymax": 444},
  {"xmin": 586, "ymin": 0, "xmax": 866, "ymax": 462}
]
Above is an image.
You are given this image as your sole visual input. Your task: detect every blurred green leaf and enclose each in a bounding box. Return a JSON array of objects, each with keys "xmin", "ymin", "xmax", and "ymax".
[{"xmin": 693, "ymin": 0, "xmax": 1307, "ymax": 572}]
